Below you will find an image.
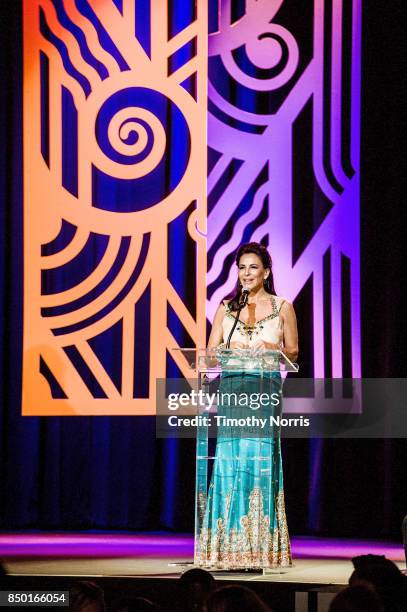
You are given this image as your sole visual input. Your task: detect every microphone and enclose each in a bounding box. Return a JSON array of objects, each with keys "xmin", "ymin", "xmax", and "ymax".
[
  {"xmin": 226, "ymin": 285, "xmax": 250, "ymax": 348},
  {"xmin": 239, "ymin": 284, "xmax": 250, "ymax": 307}
]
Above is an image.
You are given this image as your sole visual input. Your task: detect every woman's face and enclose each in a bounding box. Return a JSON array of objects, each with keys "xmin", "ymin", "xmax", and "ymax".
[{"xmin": 237, "ymin": 253, "xmax": 269, "ymax": 292}]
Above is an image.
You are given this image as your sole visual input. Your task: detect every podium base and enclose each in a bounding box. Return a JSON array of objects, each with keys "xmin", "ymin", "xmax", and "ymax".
[
  {"xmin": 207, "ymin": 568, "xmax": 263, "ymax": 574},
  {"xmin": 167, "ymin": 561, "xmax": 194, "ymax": 567}
]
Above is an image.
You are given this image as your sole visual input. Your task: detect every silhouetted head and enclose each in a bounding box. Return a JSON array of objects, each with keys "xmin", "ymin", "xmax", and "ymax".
[
  {"xmin": 349, "ymin": 555, "xmax": 407, "ymax": 611},
  {"xmin": 207, "ymin": 585, "xmax": 272, "ymax": 612},
  {"xmin": 0, "ymin": 561, "xmax": 6, "ymax": 588},
  {"xmin": 114, "ymin": 596, "xmax": 160, "ymax": 612},
  {"xmin": 329, "ymin": 585, "xmax": 384, "ymax": 611},
  {"xmin": 177, "ymin": 568, "xmax": 216, "ymax": 611},
  {"xmin": 70, "ymin": 581, "xmax": 105, "ymax": 612}
]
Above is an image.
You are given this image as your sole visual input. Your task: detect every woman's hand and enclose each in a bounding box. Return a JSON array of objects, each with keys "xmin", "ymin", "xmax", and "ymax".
[
  {"xmin": 229, "ymin": 341, "xmax": 248, "ymax": 349},
  {"xmin": 251, "ymin": 340, "xmax": 280, "ymax": 352}
]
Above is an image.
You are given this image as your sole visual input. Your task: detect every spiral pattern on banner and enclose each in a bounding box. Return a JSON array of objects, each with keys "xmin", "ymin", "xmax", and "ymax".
[
  {"xmin": 222, "ymin": 24, "xmax": 299, "ymax": 92},
  {"xmin": 107, "ymin": 108, "xmax": 163, "ymax": 161},
  {"xmin": 95, "ymin": 88, "xmax": 170, "ymax": 177},
  {"xmin": 91, "ymin": 86, "xmax": 191, "ymax": 210}
]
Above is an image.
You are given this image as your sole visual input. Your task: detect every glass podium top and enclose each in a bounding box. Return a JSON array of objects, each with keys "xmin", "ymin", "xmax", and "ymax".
[{"xmin": 171, "ymin": 348, "xmax": 299, "ymax": 373}]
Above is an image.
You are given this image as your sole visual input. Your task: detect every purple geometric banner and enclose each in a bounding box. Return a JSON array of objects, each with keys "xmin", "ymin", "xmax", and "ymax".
[{"xmin": 207, "ymin": 0, "xmax": 361, "ymax": 400}]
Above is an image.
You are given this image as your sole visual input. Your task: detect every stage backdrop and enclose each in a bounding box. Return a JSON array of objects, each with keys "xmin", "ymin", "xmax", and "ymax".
[
  {"xmin": 22, "ymin": 0, "xmax": 361, "ymax": 417},
  {"xmin": 207, "ymin": 0, "xmax": 361, "ymax": 387},
  {"xmin": 23, "ymin": 0, "xmax": 207, "ymax": 415}
]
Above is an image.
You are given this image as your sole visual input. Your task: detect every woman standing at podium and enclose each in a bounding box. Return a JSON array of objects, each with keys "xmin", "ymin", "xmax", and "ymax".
[{"xmin": 197, "ymin": 242, "xmax": 298, "ymax": 569}]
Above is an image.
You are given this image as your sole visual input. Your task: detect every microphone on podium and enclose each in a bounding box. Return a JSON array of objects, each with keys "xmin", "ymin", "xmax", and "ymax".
[
  {"xmin": 239, "ymin": 285, "xmax": 250, "ymax": 307},
  {"xmin": 225, "ymin": 285, "xmax": 250, "ymax": 348}
]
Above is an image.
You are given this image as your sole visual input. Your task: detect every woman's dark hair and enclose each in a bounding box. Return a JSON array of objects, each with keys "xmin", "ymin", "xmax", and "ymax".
[{"xmin": 226, "ymin": 242, "xmax": 276, "ymax": 312}]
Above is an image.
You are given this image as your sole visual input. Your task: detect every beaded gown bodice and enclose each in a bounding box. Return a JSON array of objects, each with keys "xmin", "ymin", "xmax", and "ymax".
[{"xmin": 221, "ymin": 295, "xmax": 285, "ymax": 348}]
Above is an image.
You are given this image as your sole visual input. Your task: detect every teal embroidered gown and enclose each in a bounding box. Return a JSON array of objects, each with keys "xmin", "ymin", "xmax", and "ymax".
[{"xmin": 197, "ymin": 296, "xmax": 292, "ymax": 569}]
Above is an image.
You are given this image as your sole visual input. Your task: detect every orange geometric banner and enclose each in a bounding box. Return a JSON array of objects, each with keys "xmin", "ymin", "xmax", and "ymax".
[{"xmin": 23, "ymin": 0, "xmax": 207, "ymax": 415}]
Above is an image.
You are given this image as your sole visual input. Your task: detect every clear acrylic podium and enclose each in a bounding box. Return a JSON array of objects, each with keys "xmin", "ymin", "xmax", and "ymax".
[{"xmin": 173, "ymin": 348, "xmax": 298, "ymax": 567}]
